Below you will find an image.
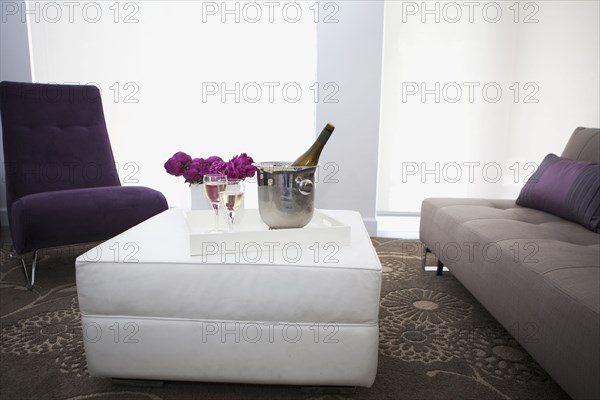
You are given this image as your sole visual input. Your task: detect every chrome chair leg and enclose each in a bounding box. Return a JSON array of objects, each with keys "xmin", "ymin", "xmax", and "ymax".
[
  {"xmin": 29, "ymin": 249, "xmax": 39, "ymax": 289},
  {"xmin": 9, "ymin": 249, "xmax": 39, "ymax": 290}
]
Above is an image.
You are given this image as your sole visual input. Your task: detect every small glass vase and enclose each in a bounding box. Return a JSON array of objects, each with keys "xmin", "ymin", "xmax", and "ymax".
[{"xmin": 190, "ymin": 183, "xmax": 212, "ymax": 211}]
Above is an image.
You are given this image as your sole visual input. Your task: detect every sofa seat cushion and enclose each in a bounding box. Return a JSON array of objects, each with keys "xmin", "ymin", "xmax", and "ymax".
[
  {"xmin": 11, "ymin": 186, "xmax": 168, "ymax": 253},
  {"xmin": 421, "ymin": 198, "xmax": 600, "ymax": 246}
]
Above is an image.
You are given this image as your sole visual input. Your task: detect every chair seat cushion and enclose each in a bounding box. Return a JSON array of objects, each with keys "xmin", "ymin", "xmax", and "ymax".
[{"xmin": 10, "ymin": 186, "xmax": 168, "ymax": 253}]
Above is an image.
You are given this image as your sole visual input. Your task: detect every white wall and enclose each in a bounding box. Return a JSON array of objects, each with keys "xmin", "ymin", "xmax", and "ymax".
[
  {"xmin": 315, "ymin": 0, "xmax": 384, "ymax": 235},
  {"xmin": 0, "ymin": 0, "xmax": 33, "ymax": 226}
]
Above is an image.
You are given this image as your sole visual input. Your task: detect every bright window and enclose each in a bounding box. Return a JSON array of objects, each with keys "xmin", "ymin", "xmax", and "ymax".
[
  {"xmin": 378, "ymin": 1, "xmax": 599, "ymax": 214},
  {"xmin": 27, "ymin": 0, "xmax": 318, "ymax": 208}
]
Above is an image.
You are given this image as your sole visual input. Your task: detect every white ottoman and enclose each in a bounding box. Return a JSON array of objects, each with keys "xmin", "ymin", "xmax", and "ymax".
[{"xmin": 76, "ymin": 209, "xmax": 381, "ymax": 387}]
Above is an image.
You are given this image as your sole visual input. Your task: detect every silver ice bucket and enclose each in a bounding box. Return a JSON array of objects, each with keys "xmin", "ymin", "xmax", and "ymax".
[{"xmin": 254, "ymin": 162, "xmax": 317, "ymax": 229}]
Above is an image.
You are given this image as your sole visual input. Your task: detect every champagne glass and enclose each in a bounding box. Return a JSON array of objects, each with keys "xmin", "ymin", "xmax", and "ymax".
[
  {"xmin": 219, "ymin": 179, "xmax": 245, "ymax": 230},
  {"xmin": 203, "ymin": 174, "xmax": 227, "ymax": 232}
]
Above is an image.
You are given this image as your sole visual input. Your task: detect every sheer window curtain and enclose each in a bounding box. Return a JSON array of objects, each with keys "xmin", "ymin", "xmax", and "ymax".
[
  {"xmin": 378, "ymin": 1, "xmax": 600, "ymax": 214},
  {"xmin": 26, "ymin": 0, "xmax": 318, "ymax": 208}
]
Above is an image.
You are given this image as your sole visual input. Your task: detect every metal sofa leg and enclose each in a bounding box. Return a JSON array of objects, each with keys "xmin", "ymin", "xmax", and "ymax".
[
  {"xmin": 423, "ymin": 245, "xmax": 446, "ymax": 275},
  {"xmin": 10, "ymin": 249, "xmax": 39, "ymax": 290},
  {"xmin": 437, "ymin": 259, "xmax": 444, "ymax": 276},
  {"xmin": 422, "ymin": 246, "xmax": 430, "ymax": 270}
]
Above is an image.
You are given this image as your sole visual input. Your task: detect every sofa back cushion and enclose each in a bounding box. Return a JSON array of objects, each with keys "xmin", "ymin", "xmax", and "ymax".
[
  {"xmin": 516, "ymin": 153, "xmax": 599, "ymax": 232},
  {"xmin": 561, "ymin": 127, "xmax": 600, "ymax": 163}
]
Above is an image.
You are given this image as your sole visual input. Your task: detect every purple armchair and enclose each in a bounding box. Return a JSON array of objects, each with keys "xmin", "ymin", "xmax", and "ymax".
[{"xmin": 0, "ymin": 81, "xmax": 168, "ymax": 289}]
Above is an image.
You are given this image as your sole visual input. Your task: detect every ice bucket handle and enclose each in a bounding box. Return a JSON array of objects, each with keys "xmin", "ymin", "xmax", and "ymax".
[{"xmin": 295, "ymin": 177, "xmax": 313, "ymax": 195}]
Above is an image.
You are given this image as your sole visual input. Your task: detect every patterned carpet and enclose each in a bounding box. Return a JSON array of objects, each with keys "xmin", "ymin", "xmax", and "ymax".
[{"xmin": 0, "ymin": 236, "xmax": 571, "ymax": 400}]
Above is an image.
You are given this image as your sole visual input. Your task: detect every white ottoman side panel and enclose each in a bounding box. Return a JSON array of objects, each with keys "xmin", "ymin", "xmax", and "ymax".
[{"xmin": 81, "ymin": 316, "xmax": 379, "ymax": 387}]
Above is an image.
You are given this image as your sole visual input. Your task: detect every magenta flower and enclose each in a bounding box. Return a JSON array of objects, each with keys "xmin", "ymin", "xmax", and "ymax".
[
  {"xmin": 206, "ymin": 156, "xmax": 223, "ymax": 165},
  {"xmin": 164, "ymin": 151, "xmax": 192, "ymax": 176},
  {"xmin": 225, "ymin": 161, "xmax": 241, "ymax": 179},
  {"xmin": 209, "ymin": 160, "xmax": 227, "ymax": 175},
  {"xmin": 165, "ymin": 152, "xmax": 255, "ymax": 184},
  {"xmin": 232, "ymin": 153, "xmax": 256, "ymax": 179},
  {"xmin": 183, "ymin": 158, "xmax": 211, "ymax": 183}
]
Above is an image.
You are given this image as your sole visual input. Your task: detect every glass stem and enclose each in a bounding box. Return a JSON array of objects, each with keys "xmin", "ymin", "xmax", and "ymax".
[
  {"xmin": 229, "ymin": 211, "xmax": 235, "ymax": 230},
  {"xmin": 213, "ymin": 203, "xmax": 219, "ymax": 228}
]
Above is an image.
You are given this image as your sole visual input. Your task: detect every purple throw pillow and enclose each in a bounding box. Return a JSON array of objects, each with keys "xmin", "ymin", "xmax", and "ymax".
[{"xmin": 516, "ymin": 154, "xmax": 600, "ymax": 232}]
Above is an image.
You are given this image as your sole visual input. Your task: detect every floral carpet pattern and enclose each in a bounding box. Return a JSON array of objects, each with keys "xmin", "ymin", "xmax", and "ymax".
[{"xmin": 0, "ymin": 237, "xmax": 570, "ymax": 400}]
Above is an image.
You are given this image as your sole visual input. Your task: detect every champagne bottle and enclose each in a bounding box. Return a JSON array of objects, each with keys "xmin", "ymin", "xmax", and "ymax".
[{"xmin": 291, "ymin": 123, "xmax": 335, "ymax": 166}]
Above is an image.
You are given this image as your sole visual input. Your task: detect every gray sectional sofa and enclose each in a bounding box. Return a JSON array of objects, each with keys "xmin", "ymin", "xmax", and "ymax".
[{"xmin": 420, "ymin": 127, "xmax": 600, "ymax": 400}]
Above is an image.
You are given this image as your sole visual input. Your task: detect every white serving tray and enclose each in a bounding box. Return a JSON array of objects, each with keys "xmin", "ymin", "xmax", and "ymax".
[{"xmin": 185, "ymin": 209, "xmax": 351, "ymax": 256}]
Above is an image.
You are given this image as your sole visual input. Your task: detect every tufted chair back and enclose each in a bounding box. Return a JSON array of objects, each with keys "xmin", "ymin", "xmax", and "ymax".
[{"xmin": 0, "ymin": 81, "xmax": 121, "ymax": 222}]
